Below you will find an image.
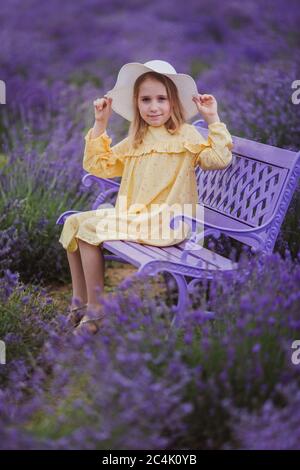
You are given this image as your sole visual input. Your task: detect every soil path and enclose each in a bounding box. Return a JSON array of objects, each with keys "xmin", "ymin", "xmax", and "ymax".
[{"xmin": 46, "ymin": 262, "xmax": 170, "ymax": 312}]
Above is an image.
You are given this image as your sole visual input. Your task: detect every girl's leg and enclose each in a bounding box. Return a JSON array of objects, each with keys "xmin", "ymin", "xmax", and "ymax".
[
  {"xmin": 67, "ymin": 248, "xmax": 88, "ymax": 307},
  {"xmin": 77, "ymin": 239, "xmax": 105, "ymax": 310}
]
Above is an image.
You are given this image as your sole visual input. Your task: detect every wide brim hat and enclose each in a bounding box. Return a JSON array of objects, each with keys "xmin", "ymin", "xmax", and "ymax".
[{"xmin": 106, "ymin": 60, "xmax": 199, "ymax": 122}]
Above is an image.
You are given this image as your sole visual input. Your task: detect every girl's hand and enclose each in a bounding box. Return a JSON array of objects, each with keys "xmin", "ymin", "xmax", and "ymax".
[
  {"xmin": 93, "ymin": 95, "xmax": 113, "ymax": 124},
  {"xmin": 192, "ymin": 94, "xmax": 220, "ymax": 124}
]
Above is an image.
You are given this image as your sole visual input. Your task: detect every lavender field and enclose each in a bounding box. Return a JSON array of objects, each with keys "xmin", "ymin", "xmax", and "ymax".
[{"xmin": 0, "ymin": 0, "xmax": 300, "ymax": 450}]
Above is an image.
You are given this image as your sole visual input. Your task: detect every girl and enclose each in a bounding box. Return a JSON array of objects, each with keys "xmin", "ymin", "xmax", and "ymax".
[{"xmin": 59, "ymin": 60, "xmax": 233, "ymax": 333}]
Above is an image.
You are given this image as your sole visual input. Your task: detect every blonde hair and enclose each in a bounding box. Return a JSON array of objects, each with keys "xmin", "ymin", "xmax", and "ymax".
[{"xmin": 128, "ymin": 71, "xmax": 186, "ymax": 149}]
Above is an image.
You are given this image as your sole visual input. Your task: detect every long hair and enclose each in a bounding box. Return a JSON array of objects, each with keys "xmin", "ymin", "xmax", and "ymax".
[{"xmin": 128, "ymin": 71, "xmax": 186, "ymax": 149}]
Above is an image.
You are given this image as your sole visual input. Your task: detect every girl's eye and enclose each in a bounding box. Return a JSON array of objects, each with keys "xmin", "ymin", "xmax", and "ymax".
[{"xmin": 142, "ymin": 98, "xmax": 166, "ymax": 101}]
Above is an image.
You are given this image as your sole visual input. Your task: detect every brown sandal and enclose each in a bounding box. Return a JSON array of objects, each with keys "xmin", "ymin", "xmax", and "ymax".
[
  {"xmin": 74, "ymin": 311, "xmax": 107, "ymax": 336},
  {"xmin": 66, "ymin": 304, "xmax": 88, "ymax": 327}
]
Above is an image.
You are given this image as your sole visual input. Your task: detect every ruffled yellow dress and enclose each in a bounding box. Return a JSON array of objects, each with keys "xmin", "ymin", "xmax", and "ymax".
[{"xmin": 59, "ymin": 122, "xmax": 233, "ymax": 253}]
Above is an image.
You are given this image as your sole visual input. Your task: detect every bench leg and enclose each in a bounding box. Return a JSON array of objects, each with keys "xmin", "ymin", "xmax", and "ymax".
[
  {"xmin": 159, "ymin": 272, "xmax": 189, "ymax": 328},
  {"xmin": 140, "ymin": 263, "xmax": 213, "ymax": 328},
  {"xmin": 187, "ymin": 278, "xmax": 215, "ymax": 319}
]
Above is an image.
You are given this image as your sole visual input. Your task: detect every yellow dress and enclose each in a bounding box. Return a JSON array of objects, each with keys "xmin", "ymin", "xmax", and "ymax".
[{"xmin": 59, "ymin": 121, "xmax": 233, "ymax": 253}]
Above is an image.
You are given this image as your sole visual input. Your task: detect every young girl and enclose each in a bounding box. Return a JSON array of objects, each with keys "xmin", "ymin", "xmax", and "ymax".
[{"xmin": 59, "ymin": 60, "xmax": 233, "ymax": 333}]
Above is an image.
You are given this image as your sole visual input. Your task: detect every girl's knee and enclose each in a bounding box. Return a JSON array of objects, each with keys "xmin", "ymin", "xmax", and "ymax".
[
  {"xmin": 77, "ymin": 238, "xmax": 101, "ymax": 249},
  {"xmin": 77, "ymin": 238, "xmax": 89, "ymax": 247}
]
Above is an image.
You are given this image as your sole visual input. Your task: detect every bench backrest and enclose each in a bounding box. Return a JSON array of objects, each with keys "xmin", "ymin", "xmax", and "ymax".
[{"xmin": 193, "ymin": 120, "xmax": 300, "ymax": 254}]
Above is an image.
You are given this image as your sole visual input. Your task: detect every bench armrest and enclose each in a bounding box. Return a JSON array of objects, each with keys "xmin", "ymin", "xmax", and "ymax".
[
  {"xmin": 82, "ymin": 173, "xmax": 121, "ymax": 210},
  {"xmin": 56, "ymin": 210, "xmax": 81, "ymax": 225},
  {"xmin": 169, "ymin": 213, "xmax": 275, "ymax": 255},
  {"xmin": 82, "ymin": 173, "xmax": 120, "ymax": 191},
  {"xmin": 90, "ymin": 187, "xmax": 119, "ymax": 210},
  {"xmin": 56, "ymin": 174, "xmax": 121, "ymax": 224},
  {"xmin": 170, "ymin": 210, "xmax": 278, "ymax": 237}
]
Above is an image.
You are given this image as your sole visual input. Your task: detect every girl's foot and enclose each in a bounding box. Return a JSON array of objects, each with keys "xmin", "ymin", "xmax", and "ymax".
[
  {"xmin": 74, "ymin": 305, "xmax": 106, "ymax": 335},
  {"xmin": 67, "ymin": 303, "xmax": 88, "ymax": 327}
]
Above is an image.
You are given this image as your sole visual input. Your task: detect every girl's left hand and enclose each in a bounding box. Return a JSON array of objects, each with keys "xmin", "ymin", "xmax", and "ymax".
[{"xmin": 192, "ymin": 94, "xmax": 218, "ymax": 120}]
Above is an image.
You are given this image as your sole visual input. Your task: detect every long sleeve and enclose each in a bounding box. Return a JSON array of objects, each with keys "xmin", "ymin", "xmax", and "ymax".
[
  {"xmin": 83, "ymin": 128, "xmax": 129, "ymax": 178},
  {"xmin": 184, "ymin": 122, "xmax": 233, "ymax": 170}
]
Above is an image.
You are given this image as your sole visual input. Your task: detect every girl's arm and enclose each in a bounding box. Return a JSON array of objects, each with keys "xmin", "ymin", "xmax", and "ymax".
[
  {"xmin": 187, "ymin": 94, "xmax": 233, "ymax": 170},
  {"xmin": 90, "ymin": 120, "xmax": 106, "ymax": 139},
  {"xmin": 185, "ymin": 122, "xmax": 233, "ymax": 171},
  {"xmin": 83, "ymin": 96, "xmax": 128, "ymax": 178},
  {"xmin": 83, "ymin": 126, "xmax": 129, "ymax": 178}
]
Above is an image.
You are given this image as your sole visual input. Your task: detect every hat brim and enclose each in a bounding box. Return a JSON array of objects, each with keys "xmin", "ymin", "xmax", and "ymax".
[{"xmin": 106, "ymin": 62, "xmax": 199, "ymax": 122}]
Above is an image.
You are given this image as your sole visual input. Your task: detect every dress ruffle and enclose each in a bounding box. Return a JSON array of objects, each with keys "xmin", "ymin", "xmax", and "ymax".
[
  {"xmin": 116, "ymin": 123, "xmax": 232, "ymax": 159},
  {"xmin": 123, "ymin": 140, "xmax": 188, "ymax": 158},
  {"xmin": 84, "ymin": 123, "xmax": 232, "ymax": 161}
]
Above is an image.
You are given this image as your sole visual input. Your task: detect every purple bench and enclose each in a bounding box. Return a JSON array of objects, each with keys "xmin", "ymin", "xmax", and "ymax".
[{"xmin": 57, "ymin": 120, "xmax": 300, "ymax": 327}]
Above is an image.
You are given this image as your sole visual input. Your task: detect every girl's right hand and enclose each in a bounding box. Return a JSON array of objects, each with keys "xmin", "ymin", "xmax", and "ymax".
[{"xmin": 93, "ymin": 95, "xmax": 113, "ymax": 124}]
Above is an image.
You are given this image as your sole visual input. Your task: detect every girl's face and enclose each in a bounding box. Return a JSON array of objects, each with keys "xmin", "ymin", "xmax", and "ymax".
[{"xmin": 137, "ymin": 78, "xmax": 171, "ymax": 127}]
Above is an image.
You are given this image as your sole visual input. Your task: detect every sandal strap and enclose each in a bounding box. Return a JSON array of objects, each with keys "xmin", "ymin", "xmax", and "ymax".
[
  {"xmin": 69, "ymin": 303, "xmax": 88, "ymax": 313},
  {"xmin": 79, "ymin": 314, "xmax": 106, "ymax": 325}
]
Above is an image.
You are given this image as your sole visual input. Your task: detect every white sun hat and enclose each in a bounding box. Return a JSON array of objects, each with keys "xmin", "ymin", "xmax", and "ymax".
[{"xmin": 105, "ymin": 60, "xmax": 199, "ymax": 122}]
